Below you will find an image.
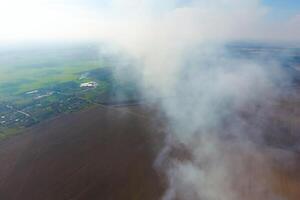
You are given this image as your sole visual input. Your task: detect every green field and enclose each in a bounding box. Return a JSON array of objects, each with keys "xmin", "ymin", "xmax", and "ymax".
[
  {"xmin": 0, "ymin": 45, "xmax": 110, "ymax": 96},
  {"xmin": 0, "ymin": 44, "xmax": 140, "ymax": 140}
]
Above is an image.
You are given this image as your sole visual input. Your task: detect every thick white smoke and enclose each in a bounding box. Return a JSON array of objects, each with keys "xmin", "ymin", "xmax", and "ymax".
[
  {"xmin": 150, "ymin": 47, "xmax": 286, "ymax": 200},
  {"xmin": 97, "ymin": 0, "xmax": 295, "ymax": 199}
]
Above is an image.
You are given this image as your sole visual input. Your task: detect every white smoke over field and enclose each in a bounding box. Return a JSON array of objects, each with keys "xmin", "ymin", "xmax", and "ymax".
[
  {"xmin": 97, "ymin": 0, "xmax": 294, "ymax": 199},
  {"xmin": 150, "ymin": 49, "xmax": 286, "ymax": 200}
]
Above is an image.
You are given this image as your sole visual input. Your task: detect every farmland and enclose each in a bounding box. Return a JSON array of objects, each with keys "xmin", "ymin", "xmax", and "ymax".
[
  {"xmin": 0, "ymin": 99, "xmax": 300, "ymax": 200},
  {"xmin": 0, "ymin": 44, "xmax": 300, "ymax": 200},
  {"xmin": 0, "ymin": 44, "xmax": 140, "ymax": 140}
]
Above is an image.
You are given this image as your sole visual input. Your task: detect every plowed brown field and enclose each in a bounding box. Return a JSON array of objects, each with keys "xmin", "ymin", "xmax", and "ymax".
[
  {"xmin": 0, "ymin": 104, "xmax": 299, "ymax": 200},
  {"xmin": 0, "ymin": 105, "xmax": 164, "ymax": 200}
]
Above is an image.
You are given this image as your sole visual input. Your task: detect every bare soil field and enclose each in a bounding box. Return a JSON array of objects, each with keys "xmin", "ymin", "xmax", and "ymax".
[
  {"xmin": 0, "ymin": 102, "xmax": 299, "ymax": 200},
  {"xmin": 0, "ymin": 105, "xmax": 165, "ymax": 200}
]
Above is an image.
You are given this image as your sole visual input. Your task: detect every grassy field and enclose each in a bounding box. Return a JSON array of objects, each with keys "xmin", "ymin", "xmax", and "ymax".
[
  {"xmin": 0, "ymin": 45, "xmax": 109, "ymax": 96},
  {"xmin": 0, "ymin": 44, "xmax": 141, "ymax": 141}
]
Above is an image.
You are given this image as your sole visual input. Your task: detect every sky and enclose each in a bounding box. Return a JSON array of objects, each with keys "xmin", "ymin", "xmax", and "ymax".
[
  {"xmin": 263, "ymin": 0, "xmax": 300, "ymax": 12},
  {"xmin": 263, "ymin": 0, "xmax": 300, "ymax": 19},
  {"xmin": 0, "ymin": 0, "xmax": 299, "ymax": 44}
]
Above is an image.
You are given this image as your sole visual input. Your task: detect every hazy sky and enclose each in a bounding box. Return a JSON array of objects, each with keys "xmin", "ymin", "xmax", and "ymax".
[{"xmin": 0, "ymin": 0, "xmax": 299, "ymax": 43}]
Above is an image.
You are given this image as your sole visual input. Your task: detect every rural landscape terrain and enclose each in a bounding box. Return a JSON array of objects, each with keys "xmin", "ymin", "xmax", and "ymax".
[
  {"xmin": 0, "ymin": 0, "xmax": 300, "ymax": 199},
  {"xmin": 0, "ymin": 43, "xmax": 300, "ymax": 199},
  {"xmin": 0, "ymin": 44, "xmax": 140, "ymax": 140}
]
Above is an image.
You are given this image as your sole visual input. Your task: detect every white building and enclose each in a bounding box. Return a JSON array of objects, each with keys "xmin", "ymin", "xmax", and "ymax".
[{"xmin": 80, "ymin": 81, "xmax": 98, "ymax": 88}]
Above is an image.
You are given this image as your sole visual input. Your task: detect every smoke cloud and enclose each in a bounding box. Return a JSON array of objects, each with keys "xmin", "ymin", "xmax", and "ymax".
[{"xmin": 96, "ymin": 0, "xmax": 296, "ymax": 199}]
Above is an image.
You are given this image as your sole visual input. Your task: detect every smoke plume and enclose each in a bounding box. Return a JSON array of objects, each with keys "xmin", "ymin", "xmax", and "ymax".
[{"xmin": 96, "ymin": 0, "xmax": 296, "ymax": 199}]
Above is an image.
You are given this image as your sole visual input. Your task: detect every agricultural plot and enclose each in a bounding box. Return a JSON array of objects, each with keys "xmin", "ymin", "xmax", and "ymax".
[{"xmin": 0, "ymin": 45, "xmax": 140, "ymax": 140}]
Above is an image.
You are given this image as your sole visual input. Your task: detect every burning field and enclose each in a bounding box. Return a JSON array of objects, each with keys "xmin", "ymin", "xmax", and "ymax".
[
  {"xmin": 0, "ymin": 1, "xmax": 300, "ymax": 200},
  {"xmin": 0, "ymin": 93, "xmax": 299, "ymax": 200}
]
